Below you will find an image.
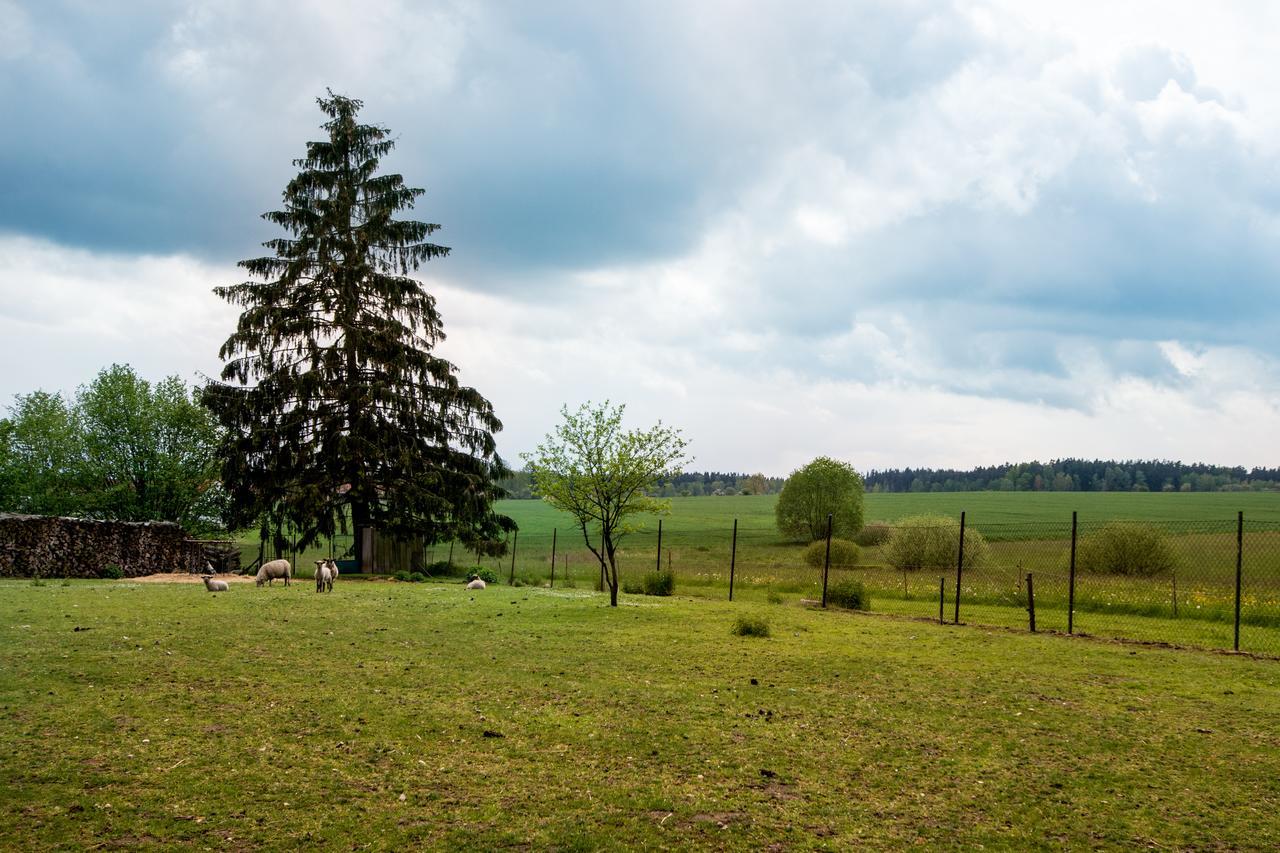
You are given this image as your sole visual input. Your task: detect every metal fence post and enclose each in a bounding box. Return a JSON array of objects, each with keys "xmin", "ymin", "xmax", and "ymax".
[
  {"xmin": 953, "ymin": 511, "xmax": 966, "ymax": 624},
  {"xmin": 549, "ymin": 528, "xmax": 557, "ymax": 588},
  {"xmin": 729, "ymin": 519, "xmax": 738, "ymax": 601},
  {"xmin": 821, "ymin": 513, "xmax": 832, "ymax": 607},
  {"xmin": 1067, "ymin": 511, "xmax": 1077, "ymax": 635},
  {"xmin": 939, "ymin": 577, "xmax": 945, "ymax": 624},
  {"xmin": 656, "ymin": 518, "xmax": 663, "ymax": 574},
  {"xmin": 1235, "ymin": 510, "xmax": 1244, "ymax": 652},
  {"xmin": 1026, "ymin": 572, "xmax": 1036, "ymax": 632},
  {"xmin": 509, "ymin": 529, "xmax": 518, "ymax": 584}
]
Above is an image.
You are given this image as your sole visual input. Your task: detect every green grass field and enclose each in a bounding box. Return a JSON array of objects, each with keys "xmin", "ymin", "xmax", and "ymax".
[
  {"xmin": 2, "ymin": 579, "xmax": 1278, "ymax": 849},
  {"xmin": 238, "ymin": 492, "xmax": 1280, "ymax": 656}
]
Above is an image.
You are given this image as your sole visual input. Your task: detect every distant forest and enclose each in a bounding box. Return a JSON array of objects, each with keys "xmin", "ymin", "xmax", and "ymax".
[
  {"xmin": 863, "ymin": 460, "xmax": 1280, "ymax": 493},
  {"xmin": 501, "ymin": 460, "xmax": 1280, "ymax": 498}
]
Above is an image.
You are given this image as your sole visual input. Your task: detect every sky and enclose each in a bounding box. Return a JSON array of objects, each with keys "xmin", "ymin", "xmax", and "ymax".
[{"xmin": 2, "ymin": 0, "xmax": 1279, "ymax": 476}]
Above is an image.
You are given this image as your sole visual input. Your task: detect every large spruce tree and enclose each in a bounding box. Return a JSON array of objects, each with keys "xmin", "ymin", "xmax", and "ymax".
[{"xmin": 204, "ymin": 92, "xmax": 511, "ymax": 559}]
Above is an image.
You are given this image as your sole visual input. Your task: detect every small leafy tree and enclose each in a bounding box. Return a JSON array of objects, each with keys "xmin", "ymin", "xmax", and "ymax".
[
  {"xmin": 775, "ymin": 456, "xmax": 865, "ymax": 541},
  {"xmin": 883, "ymin": 514, "xmax": 990, "ymax": 571},
  {"xmin": 1075, "ymin": 522, "xmax": 1175, "ymax": 576},
  {"xmin": 523, "ymin": 401, "xmax": 690, "ymax": 607}
]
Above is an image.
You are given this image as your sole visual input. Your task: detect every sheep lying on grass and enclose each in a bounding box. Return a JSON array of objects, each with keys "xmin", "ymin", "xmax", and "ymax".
[
  {"xmin": 201, "ymin": 575, "xmax": 229, "ymax": 592},
  {"xmin": 465, "ymin": 574, "xmax": 487, "ymax": 590},
  {"xmin": 256, "ymin": 559, "xmax": 292, "ymax": 587},
  {"xmin": 313, "ymin": 559, "xmax": 335, "ymax": 593}
]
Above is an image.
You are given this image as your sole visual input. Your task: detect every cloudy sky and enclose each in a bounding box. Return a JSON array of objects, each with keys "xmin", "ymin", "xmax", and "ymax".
[{"xmin": 3, "ymin": 0, "xmax": 1279, "ymax": 475}]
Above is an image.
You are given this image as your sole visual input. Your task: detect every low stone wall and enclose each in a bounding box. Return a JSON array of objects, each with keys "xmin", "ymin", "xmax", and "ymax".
[{"xmin": 0, "ymin": 513, "xmax": 206, "ymax": 578}]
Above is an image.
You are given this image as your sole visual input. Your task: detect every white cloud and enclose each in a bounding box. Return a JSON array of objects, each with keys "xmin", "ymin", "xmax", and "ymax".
[{"xmin": 3, "ymin": 2, "xmax": 1280, "ymax": 472}]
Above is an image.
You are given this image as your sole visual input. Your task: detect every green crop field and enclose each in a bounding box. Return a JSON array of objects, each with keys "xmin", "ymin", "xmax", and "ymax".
[
  {"xmin": 3, "ymin": 579, "xmax": 1279, "ymax": 850},
  {"xmin": 497, "ymin": 491, "xmax": 1280, "ymax": 538}
]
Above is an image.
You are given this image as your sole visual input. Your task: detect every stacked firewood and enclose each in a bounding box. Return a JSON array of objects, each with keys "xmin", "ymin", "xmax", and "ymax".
[{"xmin": 0, "ymin": 513, "xmax": 205, "ymax": 578}]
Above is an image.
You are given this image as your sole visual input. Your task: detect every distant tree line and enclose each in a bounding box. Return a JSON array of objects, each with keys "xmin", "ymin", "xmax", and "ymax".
[
  {"xmin": 864, "ymin": 460, "xmax": 1280, "ymax": 493},
  {"xmin": 501, "ymin": 469, "xmax": 786, "ymax": 499},
  {"xmin": 505, "ymin": 459, "xmax": 1280, "ymax": 498}
]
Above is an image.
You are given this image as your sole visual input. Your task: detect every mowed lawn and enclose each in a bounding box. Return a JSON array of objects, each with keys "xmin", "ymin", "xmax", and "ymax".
[{"xmin": 3, "ymin": 579, "xmax": 1279, "ymax": 850}]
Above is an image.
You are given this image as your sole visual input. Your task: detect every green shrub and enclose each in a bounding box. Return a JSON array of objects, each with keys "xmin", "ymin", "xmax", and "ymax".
[
  {"xmin": 826, "ymin": 578, "xmax": 869, "ymax": 610},
  {"xmin": 622, "ymin": 578, "xmax": 643, "ymax": 594},
  {"xmin": 409, "ymin": 572, "xmax": 428, "ymax": 583},
  {"xmin": 394, "ymin": 570, "xmax": 412, "ymax": 582},
  {"xmin": 854, "ymin": 522, "xmax": 892, "ymax": 548},
  {"xmin": 99, "ymin": 564, "xmax": 124, "ymax": 580},
  {"xmin": 1076, "ymin": 522, "xmax": 1175, "ymax": 577},
  {"xmin": 767, "ymin": 591, "xmax": 784, "ymax": 605},
  {"xmin": 642, "ymin": 571, "xmax": 675, "ymax": 596},
  {"xmin": 425, "ymin": 560, "xmax": 456, "ymax": 576},
  {"xmin": 883, "ymin": 515, "xmax": 990, "ymax": 571},
  {"xmin": 473, "ymin": 567, "xmax": 499, "ymax": 585},
  {"xmin": 802, "ymin": 538, "xmax": 860, "ymax": 569},
  {"xmin": 732, "ymin": 615, "xmax": 771, "ymax": 637}
]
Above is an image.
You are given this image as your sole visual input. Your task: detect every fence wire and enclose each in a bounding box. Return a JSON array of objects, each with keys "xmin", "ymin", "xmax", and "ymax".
[{"xmin": 238, "ymin": 513, "xmax": 1280, "ymax": 656}]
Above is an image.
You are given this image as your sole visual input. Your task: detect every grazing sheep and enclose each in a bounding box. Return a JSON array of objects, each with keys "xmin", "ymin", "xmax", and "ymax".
[
  {"xmin": 256, "ymin": 558, "xmax": 292, "ymax": 587},
  {"xmin": 465, "ymin": 574, "xmax": 487, "ymax": 590},
  {"xmin": 201, "ymin": 575, "xmax": 229, "ymax": 592},
  {"xmin": 313, "ymin": 559, "xmax": 335, "ymax": 593}
]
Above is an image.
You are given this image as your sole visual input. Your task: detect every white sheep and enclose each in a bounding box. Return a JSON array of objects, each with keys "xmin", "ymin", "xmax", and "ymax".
[
  {"xmin": 256, "ymin": 558, "xmax": 292, "ymax": 587},
  {"xmin": 201, "ymin": 575, "xmax": 229, "ymax": 592},
  {"xmin": 313, "ymin": 559, "xmax": 335, "ymax": 593},
  {"xmin": 465, "ymin": 574, "xmax": 487, "ymax": 590}
]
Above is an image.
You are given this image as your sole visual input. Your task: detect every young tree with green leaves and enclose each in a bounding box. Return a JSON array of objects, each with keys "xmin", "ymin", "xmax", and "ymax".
[
  {"xmin": 523, "ymin": 401, "xmax": 690, "ymax": 607},
  {"xmin": 203, "ymin": 92, "xmax": 511, "ymax": 563},
  {"xmin": 775, "ymin": 456, "xmax": 865, "ymax": 542}
]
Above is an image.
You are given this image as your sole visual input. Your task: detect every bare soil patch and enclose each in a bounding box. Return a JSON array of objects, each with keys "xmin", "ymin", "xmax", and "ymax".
[{"xmin": 130, "ymin": 572, "xmax": 256, "ymax": 584}]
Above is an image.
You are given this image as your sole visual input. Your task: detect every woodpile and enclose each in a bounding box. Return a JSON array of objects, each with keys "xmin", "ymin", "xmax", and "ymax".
[{"xmin": 0, "ymin": 513, "xmax": 206, "ymax": 578}]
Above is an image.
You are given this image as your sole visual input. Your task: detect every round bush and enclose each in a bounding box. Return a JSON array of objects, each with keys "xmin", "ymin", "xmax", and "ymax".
[
  {"xmin": 732, "ymin": 615, "xmax": 771, "ymax": 637},
  {"xmin": 826, "ymin": 578, "xmax": 869, "ymax": 610},
  {"xmin": 473, "ymin": 567, "xmax": 499, "ymax": 584},
  {"xmin": 853, "ymin": 522, "xmax": 892, "ymax": 548},
  {"xmin": 642, "ymin": 570, "xmax": 675, "ymax": 596},
  {"xmin": 99, "ymin": 564, "xmax": 124, "ymax": 580},
  {"xmin": 883, "ymin": 515, "xmax": 990, "ymax": 571},
  {"xmin": 803, "ymin": 538, "xmax": 860, "ymax": 569},
  {"xmin": 1076, "ymin": 522, "xmax": 1175, "ymax": 576}
]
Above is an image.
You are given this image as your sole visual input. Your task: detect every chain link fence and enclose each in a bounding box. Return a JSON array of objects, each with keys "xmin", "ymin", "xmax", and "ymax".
[{"xmin": 487, "ymin": 513, "xmax": 1280, "ymax": 656}]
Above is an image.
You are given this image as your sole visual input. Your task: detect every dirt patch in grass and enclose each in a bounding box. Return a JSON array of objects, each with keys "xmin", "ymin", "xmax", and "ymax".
[{"xmin": 129, "ymin": 573, "xmax": 257, "ymax": 584}]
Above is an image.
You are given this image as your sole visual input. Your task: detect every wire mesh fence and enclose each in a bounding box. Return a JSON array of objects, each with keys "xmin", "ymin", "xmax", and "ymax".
[
  {"xmin": 236, "ymin": 511, "xmax": 1280, "ymax": 657},
  {"xmin": 498, "ymin": 513, "xmax": 1280, "ymax": 656}
]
